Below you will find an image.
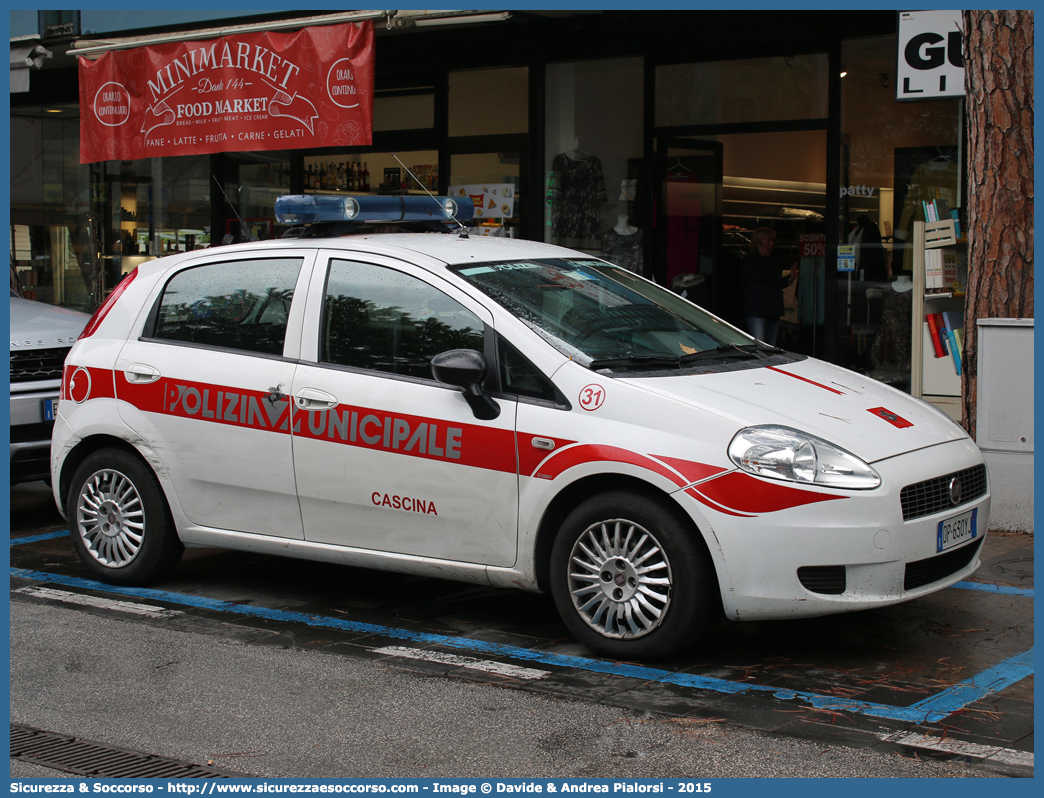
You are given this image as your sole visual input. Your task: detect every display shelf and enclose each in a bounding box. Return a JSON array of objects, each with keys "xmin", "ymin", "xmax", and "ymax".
[{"xmin": 910, "ymin": 218, "xmax": 966, "ymax": 414}]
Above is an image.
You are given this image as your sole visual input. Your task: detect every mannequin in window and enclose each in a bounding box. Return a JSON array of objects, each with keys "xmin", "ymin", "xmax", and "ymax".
[
  {"xmin": 601, "ymin": 213, "xmax": 643, "ymax": 275},
  {"xmin": 613, "ymin": 214, "xmax": 637, "ymax": 235},
  {"xmin": 869, "ymin": 270, "xmax": 914, "ymax": 389}
]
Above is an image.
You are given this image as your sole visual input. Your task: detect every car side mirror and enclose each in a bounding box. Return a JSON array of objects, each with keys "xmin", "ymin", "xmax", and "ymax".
[{"xmin": 430, "ymin": 349, "xmax": 500, "ymax": 420}]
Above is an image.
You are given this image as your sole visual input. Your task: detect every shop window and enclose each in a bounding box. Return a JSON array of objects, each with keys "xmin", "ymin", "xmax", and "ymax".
[
  {"xmin": 838, "ymin": 35, "xmax": 963, "ymax": 390},
  {"xmin": 448, "ymin": 152, "xmax": 520, "ymax": 236},
  {"xmin": 322, "ymin": 260, "xmax": 485, "ymax": 379},
  {"xmin": 375, "ymin": 92, "xmax": 435, "ymax": 131},
  {"xmin": 655, "ymin": 54, "xmax": 829, "ymax": 127},
  {"xmin": 102, "ymin": 155, "xmax": 212, "ymax": 287},
  {"xmin": 10, "ymin": 108, "xmax": 93, "ymax": 310},
  {"xmin": 152, "ymin": 258, "xmax": 302, "ymax": 356},
  {"xmin": 231, "ymin": 156, "xmax": 291, "ymax": 240},
  {"xmin": 544, "ymin": 58, "xmax": 644, "ymax": 251},
  {"xmin": 449, "ymin": 67, "xmax": 528, "ymax": 137},
  {"xmin": 304, "ymin": 151, "xmax": 438, "ymax": 195}
]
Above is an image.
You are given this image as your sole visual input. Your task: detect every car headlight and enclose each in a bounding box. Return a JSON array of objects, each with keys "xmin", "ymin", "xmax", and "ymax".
[{"xmin": 727, "ymin": 425, "xmax": 881, "ymax": 489}]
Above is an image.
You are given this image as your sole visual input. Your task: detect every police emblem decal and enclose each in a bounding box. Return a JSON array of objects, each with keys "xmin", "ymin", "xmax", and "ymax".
[{"xmin": 867, "ymin": 406, "xmax": 914, "ymax": 429}]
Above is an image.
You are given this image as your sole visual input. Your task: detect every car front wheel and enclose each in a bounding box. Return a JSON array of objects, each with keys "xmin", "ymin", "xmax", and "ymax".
[
  {"xmin": 550, "ymin": 492, "xmax": 715, "ymax": 660},
  {"xmin": 66, "ymin": 448, "xmax": 184, "ymax": 585}
]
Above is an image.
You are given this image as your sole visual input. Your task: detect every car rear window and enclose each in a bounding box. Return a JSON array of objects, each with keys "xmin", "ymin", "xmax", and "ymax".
[{"xmin": 152, "ymin": 258, "xmax": 303, "ymax": 356}]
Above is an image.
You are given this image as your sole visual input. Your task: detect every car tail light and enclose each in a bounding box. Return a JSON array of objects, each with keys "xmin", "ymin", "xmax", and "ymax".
[{"xmin": 78, "ymin": 268, "xmax": 138, "ymax": 339}]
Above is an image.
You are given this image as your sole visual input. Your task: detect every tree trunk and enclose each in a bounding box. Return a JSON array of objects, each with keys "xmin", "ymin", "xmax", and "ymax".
[{"xmin": 962, "ymin": 11, "xmax": 1034, "ymax": 439}]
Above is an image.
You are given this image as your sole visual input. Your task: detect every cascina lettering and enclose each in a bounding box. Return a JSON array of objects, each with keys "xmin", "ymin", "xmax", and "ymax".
[{"xmin": 371, "ymin": 492, "xmax": 438, "ymax": 515}]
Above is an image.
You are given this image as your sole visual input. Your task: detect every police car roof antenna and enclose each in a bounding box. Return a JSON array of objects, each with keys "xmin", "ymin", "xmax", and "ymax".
[
  {"xmin": 213, "ymin": 175, "xmax": 250, "ymax": 243},
  {"xmin": 391, "ymin": 152, "xmax": 469, "ymax": 239}
]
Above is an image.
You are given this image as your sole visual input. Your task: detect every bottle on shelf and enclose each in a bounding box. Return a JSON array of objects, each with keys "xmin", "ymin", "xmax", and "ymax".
[{"xmin": 362, "ymin": 162, "xmax": 370, "ymax": 192}]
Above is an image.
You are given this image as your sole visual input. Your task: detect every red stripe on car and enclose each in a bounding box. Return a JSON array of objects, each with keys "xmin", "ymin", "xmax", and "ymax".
[
  {"xmin": 767, "ymin": 366, "xmax": 845, "ymax": 395},
  {"xmin": 693, "ymin": 471, "xmax": 845, "ymax": 514},
  {"xmin": 531, "ymin": 444, "xmax": 689, "ymax": 487}
]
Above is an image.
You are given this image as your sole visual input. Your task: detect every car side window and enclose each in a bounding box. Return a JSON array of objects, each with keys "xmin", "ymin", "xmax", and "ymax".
[
  {"xmin": 497, "ymin": 334, "xmax": 561, "ymax": 404},
  {"xmin": 152, "ymin": 258, "xmax": 303, "ymax": 356},
  {"xmin": 322, "ymin": 259, "xmax": 485, "ymax": 380}
]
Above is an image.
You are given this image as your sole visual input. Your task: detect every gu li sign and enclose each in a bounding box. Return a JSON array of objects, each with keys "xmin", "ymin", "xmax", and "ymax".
[
  {"xmin": 79, "ymin": 21, "xmax": 375, "ymax": 163},
  {"xmin": 896, "ymin": 10, "xmax": 965, "ymax": 101}
]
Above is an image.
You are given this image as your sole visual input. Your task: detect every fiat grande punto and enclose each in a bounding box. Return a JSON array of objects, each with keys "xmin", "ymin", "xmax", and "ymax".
[{"xmin": 51, "ymin": 194, "xmax": 989, "ymax": 659}]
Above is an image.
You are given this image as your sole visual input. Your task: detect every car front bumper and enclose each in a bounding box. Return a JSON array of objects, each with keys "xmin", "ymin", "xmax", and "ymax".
[
  {"xmin": 10, "ymin": 381, "xmax": 60, "ymax": 484},
  {"xmin": 688, "ymin": 437, "xmax": 990, "ymax": 621}
]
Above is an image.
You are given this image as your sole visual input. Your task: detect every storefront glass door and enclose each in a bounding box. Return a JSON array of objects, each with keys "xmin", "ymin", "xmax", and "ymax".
[{"xmin": 654, "ymin": 138, "xmax": 723, "ymax": 315}]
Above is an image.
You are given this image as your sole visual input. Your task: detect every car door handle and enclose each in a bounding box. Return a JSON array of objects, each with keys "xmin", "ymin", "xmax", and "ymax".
[
  {"xmin": 125, "ymin": 363, "xmax": 160, "ymax": 384},
  {"xmin": 294, "ymin": 388, "xmax": 339, "ymax": 410}
]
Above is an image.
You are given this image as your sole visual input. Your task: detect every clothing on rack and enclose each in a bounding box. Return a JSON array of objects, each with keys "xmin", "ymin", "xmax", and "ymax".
[
  {"xmin": 548, "ymin": 153, "xmax": 607, "ymax": 249},
  {"xmin": 600, "ymin": 227, "xmax": 643, "ymax": 275},
  {"xmin": 796, "ymin": 255, "xmax": 826, "ymax": 326},
  {"xmin": 871, "ymin": 287, "xmax": 913, "ymax": 371},
  {"xmin": 664, "ymin": 171, "xmax": 703, "ymax": 288}
]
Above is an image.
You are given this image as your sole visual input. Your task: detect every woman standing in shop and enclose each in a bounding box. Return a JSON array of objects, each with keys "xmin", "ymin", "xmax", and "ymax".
[{"xmin": 740, "ymin": 227, "xmax": 798, "ymax": 345}]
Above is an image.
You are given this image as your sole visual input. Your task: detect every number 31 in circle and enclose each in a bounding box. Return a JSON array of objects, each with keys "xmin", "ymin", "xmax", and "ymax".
[{"xmin": 579, "ymin": 384, "xmax": 606, "ymax": 411}]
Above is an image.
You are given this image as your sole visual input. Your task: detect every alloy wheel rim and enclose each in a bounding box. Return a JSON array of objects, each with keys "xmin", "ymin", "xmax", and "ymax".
[
  {"xmin": 567, "ymin": 518, "xmax": 672, "ymax": 640},
  {"xmin": 76, "ymin": 469, "xmax": 145, "ymax": 568}
]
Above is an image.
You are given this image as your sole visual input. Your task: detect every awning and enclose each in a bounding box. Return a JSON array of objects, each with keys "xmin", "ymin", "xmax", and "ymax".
[
  {"xmin": 71, "ymin": 10, "xmax": 512, "ymax": 58},
  {"xmin": 11, "ymin": 44, "xmax": 52, "ymax": 93}
]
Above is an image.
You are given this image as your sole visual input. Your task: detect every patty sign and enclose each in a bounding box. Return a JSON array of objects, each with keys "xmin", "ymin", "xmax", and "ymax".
[{"xmin": 79, "ymin": 21, "xmax": 374, "ymax": 164}]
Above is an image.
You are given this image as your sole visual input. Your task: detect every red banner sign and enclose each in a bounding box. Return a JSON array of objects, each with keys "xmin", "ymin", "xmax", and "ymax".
[{"xmin": 78, "ymin": 21, "xmax": 374, "ymax": 164}]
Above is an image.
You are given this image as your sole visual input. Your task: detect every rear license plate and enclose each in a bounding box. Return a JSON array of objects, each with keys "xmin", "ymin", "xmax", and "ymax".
[
  {"xmin": 937, "ymin": 508, "xmax": 977, "ymax": 552},
  {"xmin": 43, "ymin": 398, "xmax": 58, "ymax": 421}
]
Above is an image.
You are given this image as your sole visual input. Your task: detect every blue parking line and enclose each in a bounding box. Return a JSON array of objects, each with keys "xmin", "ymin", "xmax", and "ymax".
[
  {"xmin": 953, "ymin": 580, "xmax": 1034, "ymax": 598},
  {"xmin": 9, "ymin": 530, "xmax": 70, "ymax": 546},
  {"xmin": 10, "ymin": 565, "xmax": 1034, "ymax": 724}
]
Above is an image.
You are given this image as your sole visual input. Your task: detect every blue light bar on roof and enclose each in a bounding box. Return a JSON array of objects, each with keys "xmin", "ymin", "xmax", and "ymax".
[{"xmin": 274, "ymin": 194, "xmax": 474, "ymax": 225}]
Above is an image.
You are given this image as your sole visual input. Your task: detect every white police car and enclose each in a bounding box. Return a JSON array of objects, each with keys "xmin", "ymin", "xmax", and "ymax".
[{"xmin": 51, "ymin": 194, "xmax": 989, "ymax": 659}]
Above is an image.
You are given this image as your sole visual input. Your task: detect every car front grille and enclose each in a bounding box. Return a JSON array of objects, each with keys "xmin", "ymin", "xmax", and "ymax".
[
  {"xmin": 904, "ymin": 538, "xmax": 984, "ymax": 591},
  {"xmin": 900, "ymin": 464, "xmax": 988, "ymax": 521},
  {"xmin": 797, "ymin": 565, "xmax": 847, "ymax": 595},
  {"xmin": 10, "ymin": 347, "xmax": 70, "ymax": 383}
]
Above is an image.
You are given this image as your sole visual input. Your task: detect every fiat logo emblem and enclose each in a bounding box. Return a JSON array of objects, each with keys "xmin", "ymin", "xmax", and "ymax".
[
  {"xmin": 615, "ymin": 574, "xmax": 626, "ymax": 586},
  {"xmin": 948, "ymin": 476, "xmax": 963, "ymax": 506}
]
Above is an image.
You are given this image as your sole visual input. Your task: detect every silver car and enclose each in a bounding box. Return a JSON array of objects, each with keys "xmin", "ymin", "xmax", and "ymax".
[{"xmin": 9, "ymin": 290, "xmax": 89, "ymax": 484}]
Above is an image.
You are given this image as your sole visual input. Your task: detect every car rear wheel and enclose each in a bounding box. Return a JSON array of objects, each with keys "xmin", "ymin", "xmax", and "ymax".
[
  {"xmin": 67, "ymin": 448, "xmax": 183, "ymax": 585},
  {"xmin": 550, "ymin": 492, "xmax": 715, "ymax": 660}
]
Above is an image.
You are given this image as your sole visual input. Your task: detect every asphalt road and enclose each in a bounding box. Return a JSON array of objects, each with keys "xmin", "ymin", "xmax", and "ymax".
[
  {"xmin": 9, "ymin": 482, "xmax": 1034, "ymax": 780},
  {"xmin": 10, "ymin": 600, "xmax": 993, "ymax": 780}
]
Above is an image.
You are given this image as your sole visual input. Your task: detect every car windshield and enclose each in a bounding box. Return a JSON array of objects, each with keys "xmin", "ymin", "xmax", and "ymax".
[{"xmin": 452, "ymin": 258, "xmax": 759, "ymax": 369}]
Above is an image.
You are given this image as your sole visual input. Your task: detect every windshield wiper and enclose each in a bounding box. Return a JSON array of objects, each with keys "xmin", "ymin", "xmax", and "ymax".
[
  {"xmin": 589, "ymin": 343, "xmax": 781, "ymax": 371},
  {"xmin": 678, "ymin": 344, "xmax": 762, "ymax": 364},
  {"xmin": 588, "ymin": 354, "xmax": 686, "ymax": 370}
]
